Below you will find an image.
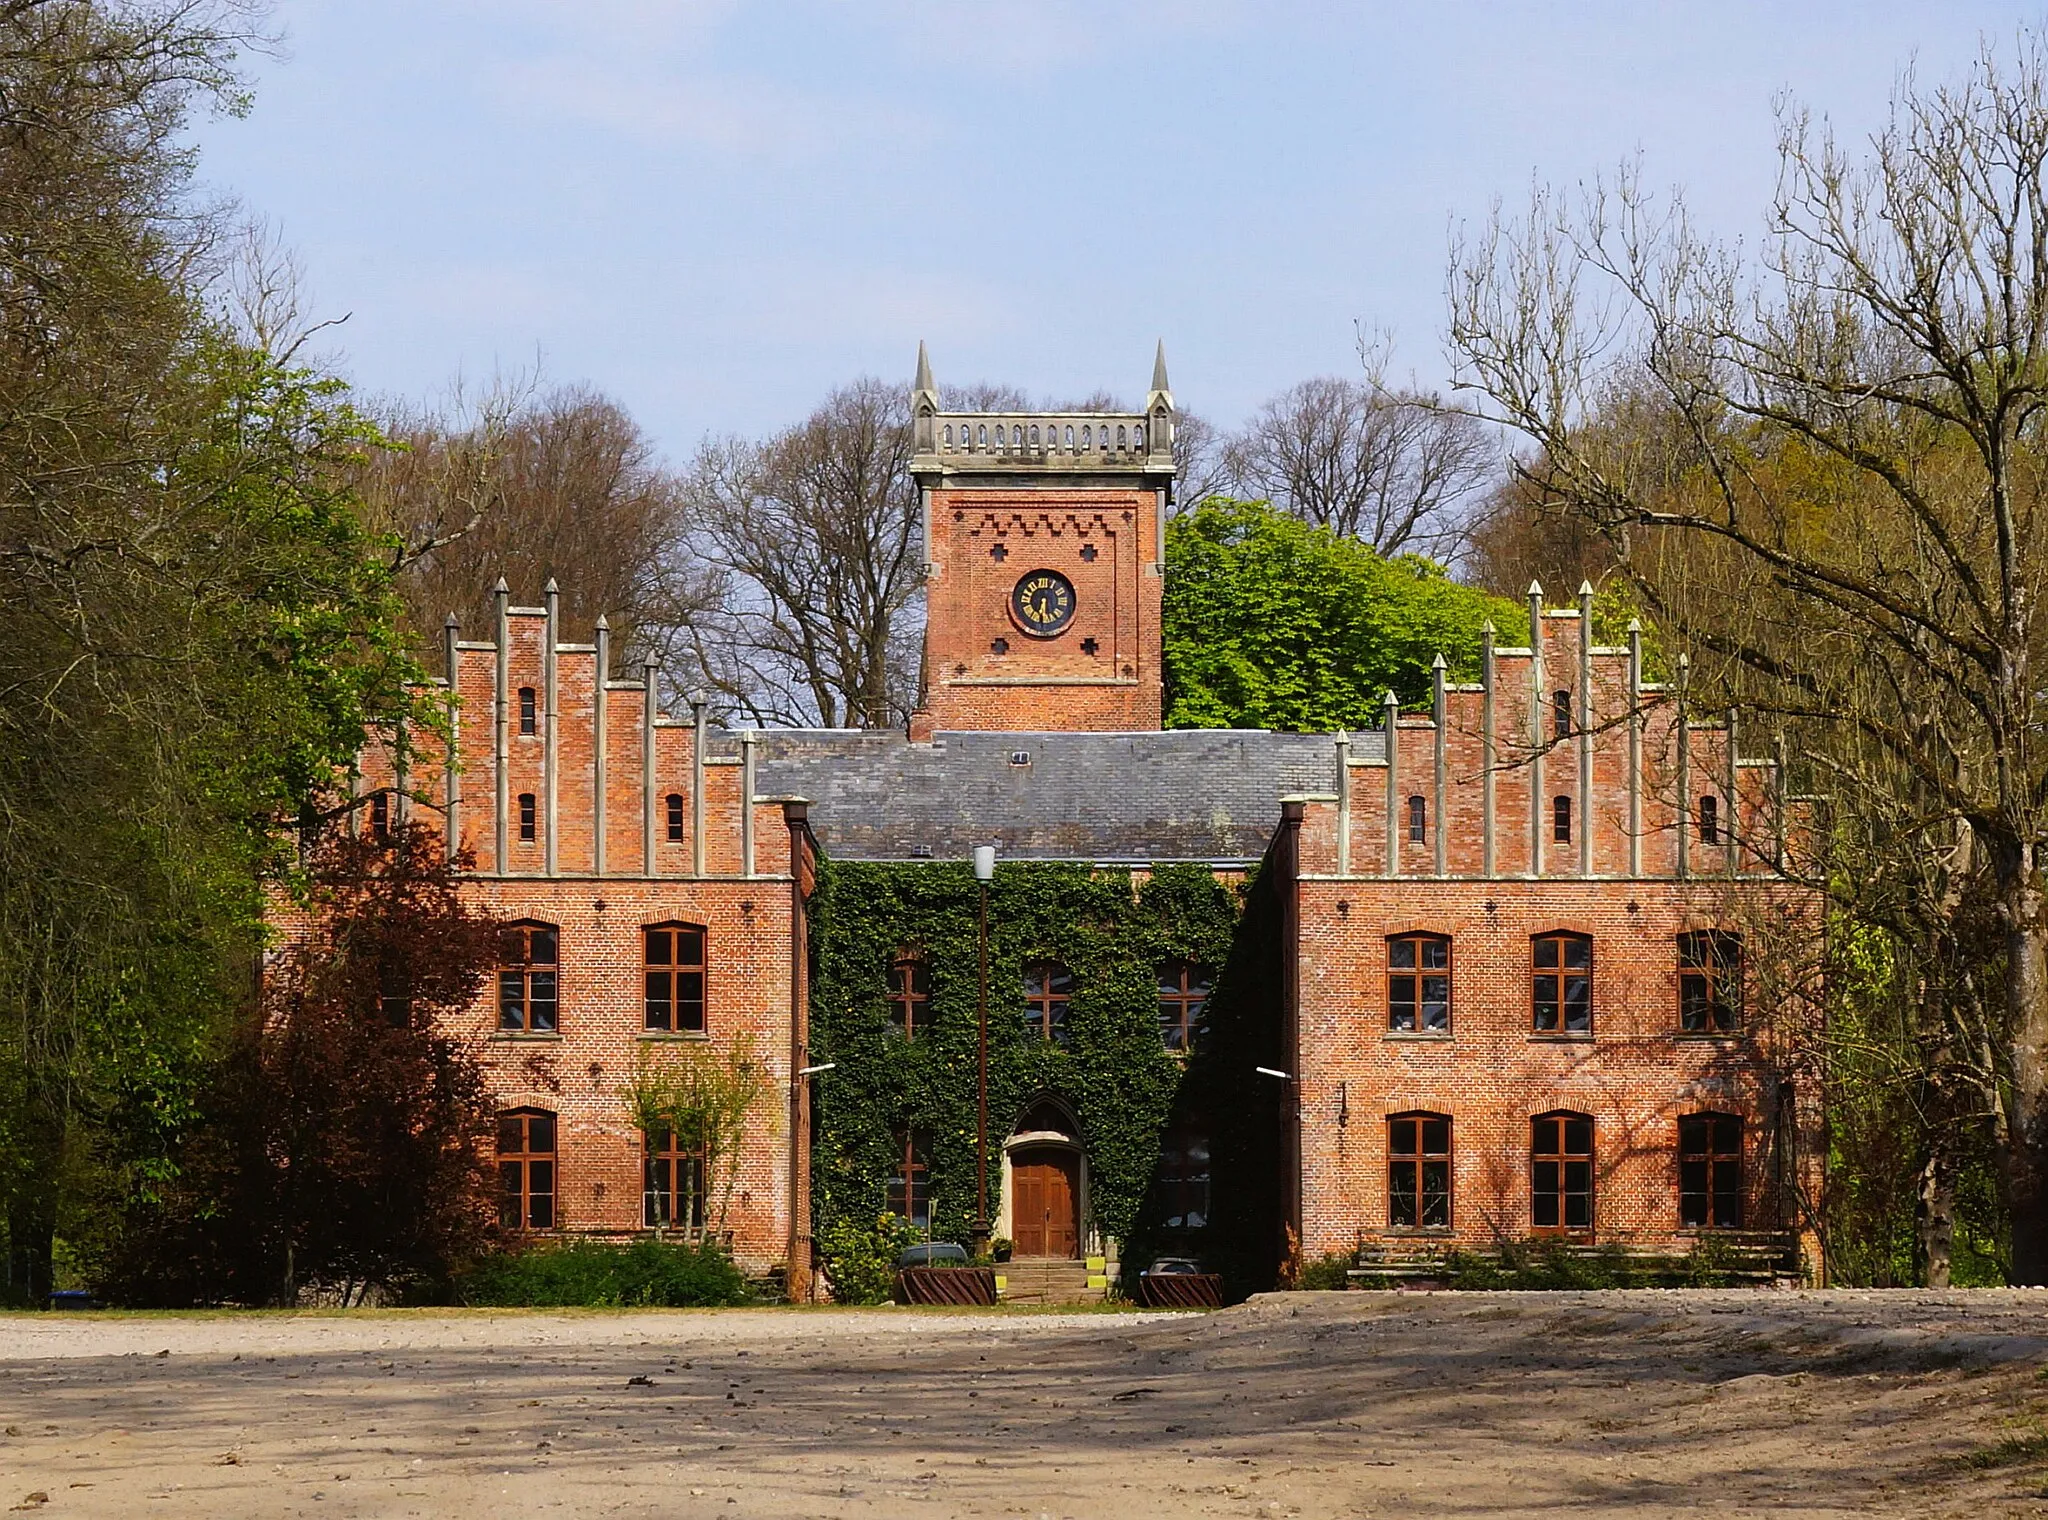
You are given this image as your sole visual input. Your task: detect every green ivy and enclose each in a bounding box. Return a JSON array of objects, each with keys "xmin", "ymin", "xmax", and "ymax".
[{"xmin": 808, "ymin": 859, "xmax": 1249, "ymax": 1271}]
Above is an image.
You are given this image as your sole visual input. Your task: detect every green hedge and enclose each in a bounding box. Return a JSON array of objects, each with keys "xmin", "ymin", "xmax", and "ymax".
[{"xmin": 457, "ymin": 1239, "xmax": 751, "ymax": 1307}]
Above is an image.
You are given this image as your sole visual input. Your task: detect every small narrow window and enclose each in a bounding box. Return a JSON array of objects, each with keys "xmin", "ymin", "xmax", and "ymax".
[
  {"xmin": 1023, "ymin": 960, "xmax": 1072, "ymax": 1045},
  {"xmin": 519, "ymin": 686, "xmax": 537, "ymax": 735},
  {"xmin": 1388, "ymin": 934, "xmax": 1451, "ymax": 1033},
  {"xmin": 1679, "ymin": 1112, "xmax": 1744, "ymax": 1228},
  {"xmin": 497, "ymin": 1109, "xmax": 556, "ymax": 1230},
  {"xmin": 1532, "ymin": 1112, "xmax": 1595, "ymax": 1237},
  {"xmin": 1532, "ymin": 932, "xmax": 1593, "ymax": 1033},
  {"xmin": 1156, "ymin": 1125, "xmax": 1211, "ymax": 1230},
  {"xmin": 666, "ymin": 792, "xmax": 685, "ymax": 843},
  {"xmin": 518, "ymin": 792, "xmax": 537, "ymax": 842},
  {"xmin": 888, "ymin": 1127, "xmax": 932, "ymax": 1230},
  {"xmin": 887, "ymin": 953, "xmax": 930, "ymax": 1040},
  {"xmin": 1406, "ymin": 795, "xmax": 1426, "ymax": 844},
  {"xmin": 498, "ymin": 922, "xmax": 559, "ymax": 1033},
  {"xmin": 1552, "ymin": 794, "xmax": 1572, "ymax": 844},
  {"xmin": 644, "ymin": 923, "xmax": 707, "ymax": 1034},
  {"xmin": 1157, "ymin": 959, "xmax": 1210, "ymax": 1051},
  {"xmin": 377, "ymin": 957, "xmax": 411, "ymax": 1027},
  {"xmin": 1388, "ymin": 1112, "xmax": 1451, "ymax": 1229},
  {"xmin": 1698, "ymin": 794, "xmax": 1720, "ymax": 845},
  {"xmin": 644, "ymin": 1127, "xmax": 704, "ymax": 1231},
  {"xmin": 369, "ymin": 791, "xmax": 390, "ymax": 842},
  {"xmin": 1553, "ymin": 688, "xmax": 1572, "ymax": 739},
  {"xmin": 1678, "ymin": 931, "xmax": 1742, "ymax": 1033}
]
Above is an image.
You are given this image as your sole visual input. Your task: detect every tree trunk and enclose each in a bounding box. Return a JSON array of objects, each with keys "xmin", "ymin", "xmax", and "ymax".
[
  {"xmin": 5, "ymin": 1193, "xmax": 55, "ymax": 1308},
  {"xmin": 2001, "ymin": 885, "xmax": 2048, "ymax": 1283},
  {"xmin": 1916, "ymin": 1145, "xmax": 1955, "ymax": 1289}
]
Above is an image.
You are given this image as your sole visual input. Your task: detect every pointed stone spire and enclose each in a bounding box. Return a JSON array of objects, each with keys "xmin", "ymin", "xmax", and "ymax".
[
  {"xmin": 595, "ymin": 612, "xmax": 609, "ymax": 630},
  {"xmin": 493, "ymin": 575, "xmax": 509, "ymax": 595},
  {"xmin": 1431, "ymin": 652, "xmax": 1448, "ymax": 670},
  {"xmin": 915, "ymin": 339, "xmax": 934, "ymax": 395},
  {"xmin": 1151, "ymin": 339, "xmax": 1169, "ymax": 395},
  {"xmin": 1626, "ymin": 617, "xmax": 1642, "ymax": 633},
  {"xmin": 544, "ymin": 576, "xmax": 559, "ymax": 597},
  {"xmin": 1578, "ymin": 579, "xmax": 1595, "ymax": 597},
  {"xmin": 911, "ymin": 341, "xmax": 939, "ymax": 453}
]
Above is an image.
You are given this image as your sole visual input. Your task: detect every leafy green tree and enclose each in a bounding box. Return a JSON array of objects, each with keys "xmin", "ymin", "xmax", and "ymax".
[{"xmin": 1161, "ymin": 498, "xmax": 1526, "ymax": 732}]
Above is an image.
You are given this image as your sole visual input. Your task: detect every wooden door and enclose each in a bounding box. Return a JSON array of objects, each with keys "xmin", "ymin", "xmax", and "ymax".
[{"xmin": 1011, "ymin": 1147, "xmax": 1080, "ymax": 1258}]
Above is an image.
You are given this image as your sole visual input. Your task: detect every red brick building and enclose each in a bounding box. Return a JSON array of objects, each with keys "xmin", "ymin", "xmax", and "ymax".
[{"xmin": 348, "ymin": 346, "xmax": 1819, "ymax": 1298}]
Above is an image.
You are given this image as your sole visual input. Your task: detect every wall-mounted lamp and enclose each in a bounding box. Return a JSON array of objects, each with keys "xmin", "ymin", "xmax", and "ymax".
[
  {"xmin": 972, "ymin": 845, "xmax": 996, "ymax": 882},
  {"xmin": 593, "ymin": 899, "xmax": 608, "ymax": 914}
]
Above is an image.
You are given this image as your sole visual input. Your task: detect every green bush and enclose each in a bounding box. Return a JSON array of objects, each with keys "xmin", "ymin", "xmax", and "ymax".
[
  {"xmin": 457, "ymin": 1238, "xmax": 750, "ymax": 1308},
  {"xmin": 1297, "ymin": 1250, "xmax": 1354, "ymax": 1290},
  {"xmin": 817, "ymin": 1212, "xmax": 918, "ymax": 1305}
]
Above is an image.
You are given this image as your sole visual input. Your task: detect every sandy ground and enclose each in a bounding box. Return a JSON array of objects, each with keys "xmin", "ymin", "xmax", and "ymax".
[{"xmin": 4, "ymin": 1290, "xmax": 2048, "ymax": 1519}]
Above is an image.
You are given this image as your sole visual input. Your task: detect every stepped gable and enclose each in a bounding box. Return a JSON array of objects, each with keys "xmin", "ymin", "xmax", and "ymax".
[{"xmin": 747, "ymin": 726, "xmax": 1371, "ymax": 862}]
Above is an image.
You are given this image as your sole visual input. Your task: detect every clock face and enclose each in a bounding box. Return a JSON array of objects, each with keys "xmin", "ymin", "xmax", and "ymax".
[{"xmin": 1010, "ymin": 569, "xmax": 1077, "ymax": 638}]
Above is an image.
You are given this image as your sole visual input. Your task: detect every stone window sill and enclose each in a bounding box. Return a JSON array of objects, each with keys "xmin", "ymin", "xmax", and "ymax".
[
  {"xmin": 491, "ymin": 1031, "xmax": 562, "ymax": 1042},
  {"xmin": 639, "ymin": 1030, "xmax": 711, "ymax": 1043},
  {"xmin": 1528, "ymin": 1032, "xmax": 1596, "ymax": 1043},
  {"xmin": 1384, "ymin": 1031, "xmax": 1454, "ymax": 1042},
  {"xmin": 1674, "ymin": 1030, "xmax": 1741, "ymax": 1042}
]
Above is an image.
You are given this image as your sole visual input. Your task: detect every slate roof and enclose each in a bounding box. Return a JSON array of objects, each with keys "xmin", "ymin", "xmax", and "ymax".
[{"xmin": 739, "ymin": 727, "xmax": 1379, "ymax": 864}]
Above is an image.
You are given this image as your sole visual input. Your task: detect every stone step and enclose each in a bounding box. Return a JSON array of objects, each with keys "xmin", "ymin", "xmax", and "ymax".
[{"xmin": 997, "ymin": 1257, "xmax": 1109, "ymax": 1305}]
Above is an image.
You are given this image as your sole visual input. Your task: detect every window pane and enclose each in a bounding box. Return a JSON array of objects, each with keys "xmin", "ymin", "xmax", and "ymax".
[
  {"xmin": 1713, "ymin": 1114, "xmax": 1742, "ymax": 1152},
  {"xmin": 1421, "ymin": 977, "xmax": 1449, "ymax": 1031},
  {"xmin": 529, "ymin": 972, "xmax": 557, "ymax": 1032},
  {"xmin": 1421, "ymin": 1160, "xmax": 1451, "ymax": 1227},
  {"xmin": 527, "ymin": 1158, "xmax": 554, "ymax": 1196},
  {"xmin": 527, "ymin": 1193, "xmax": 554, "ymax": 1230},
  {"xmin": 1389, "ymin": 975, "xmax": 1417, "ymax": 1031},
  {"xmin": 1533, "ymin": 1162, "xmax": 1560, "ymax": 1226},
  {"xmin": 1422, "ymin": 1118, "xmax": 1450, "ymax": 1155},
  {"xmin": 1533, "ymin": 976, "xmax": 1559, "ymax": 1030},
  {"xmin": 1679, "ymin": 1114, "xmax": 1708, "ymax": 1152},
  {"xmin": 1680, "ymin": 973, "xmax": 1708, "ymax": 1031},
  {"xmin": 645, "ymin": 971, "xmax": 672, "ymax": 1030},
  {"xmin": 1159, "ymin": 1003, "xmax": 1186, "ymax": 1050},
  {"xmin": 646, "ymin": 931, "xmax": 672, "ymax": 966},
  {"xmin": 1535, "ymin": 938, "xmax": 1559, "ymax": 968},
  {"xmin": 527, "ymin": 1113, "xmax": 554, "ymax": 1153},
  {"xmin": 1389, "ymin": 1163, "xmax": 1418, "ymax": 1227},
  {"xmin": 679, "ymin": 929, "xmax": 705, "ymax": 966},
  {"xmin": 1047, "ymin": 964, "xmax": 1073, "ymax": 995},
  {"xmin": 497, "ymin": 1116, "xmax": 523, "ymax": 1155},
  {"xmin": 1563, "ymin": 937, "xmax": 1590, "ymax": 970},
  {"xmin": 499, "ymin": 1159, "xmax": 523, "ymax": 1198},
  {"xmin": 1390, "ymin": 939, "xmax": 1416, "ymax": 970},
  {"xmin": 1564, "ymin": 976, "xmax": 1591, "ymax": 1031},
  {"xmin": 1565, "ymin": 1117, "xmax": 1593, "ymax": 1155},
  {"xmin": 1389, "ymin": 1118, "xmax": 1417, "ymax": 1156},
  {"xmin": 1680, "ymin": 1161, "xmax": 1708, "ymax": 1227},
  {"xmin": 499, "ymin": 972, "xmax": 525, "ymax": 1030},
  {"xmin": 1421, "ymin": 939, "xmax": 1449, "ymax": 971}
]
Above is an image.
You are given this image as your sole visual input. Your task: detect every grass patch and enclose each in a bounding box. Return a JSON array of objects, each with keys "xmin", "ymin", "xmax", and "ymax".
[{"xmin": 1944, "ymin": 1427, "xmax": 2048, "ymax": 1471}]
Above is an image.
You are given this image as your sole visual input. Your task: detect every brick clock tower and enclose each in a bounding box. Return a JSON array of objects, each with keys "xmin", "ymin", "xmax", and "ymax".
[{"xmin": 908, "ymin": 344, "xmax": 1175, "ymax": 737}]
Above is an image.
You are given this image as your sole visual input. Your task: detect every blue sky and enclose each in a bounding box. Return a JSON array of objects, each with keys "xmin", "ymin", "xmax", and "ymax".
[{"xmin": 197, "ymin": 1, "xmax": 2038, "ymax": 456}]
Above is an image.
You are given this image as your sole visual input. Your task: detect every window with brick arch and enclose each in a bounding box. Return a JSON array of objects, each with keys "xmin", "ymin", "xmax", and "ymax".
[
  {"xmin": 369, "ymin": 791, "xmax": 390, "ymax": 842},
  {"xmin": 644, "ymin": 923, "xmax": 706, "ymax": 1034},
  {"xmin": 518, "ymin": 792, "xmax": 537, "ymax": 842},
  {"xmin": 666, "ymin": 793, "xmax": 685, "ymax": 843},
  {"xmin": 1698, "ymin": 794, "xmax": 1720, "ymax": 844},
  {"xmin": 1406, "ymin": 795, "xmax": 1426, "ymax": 843},
  {"xmin": 497, "ymin": 1109, "xmax": 556, "ymax": 1229},
  {"xmin": 498, "ymin": 922, "xmax": 558, "ymax": 1032},
  {"xmin": 1553, "ymin": 688, "xmax": 1573, "ymax": 739},
  {"xmin": 887, "ymin": 952, "xmax": 930, "ymax": 1040},
  {"xmin": 1023, "ymin": 960, "xmax": 1072, "ymax": 1045},
  {"xmin": 519, "ymin": 686, "xmax": 537, "ymax": 735},
  {"xmin": 1531, "ymin": 1111, "xmax": 1595, "ymax": 1237},
  {"xmin": 1679, "ymin": 1112, "xmax": 1744, "ymax": 1228},
  {"xmin": 888, "ymin": 1127, "xmax": 931, "ymax": 1229},
  {"xmin": 1678, "ymin": 931, "xmax": 1742, "ymax": 1033},
  {"xmin": 1156, "ymin": 1125, "xmax": 1210, "ymax": 1230},
  {"xmin": 1552, "ymin": 794, "xmax": 1572, "ymax": 844},
  {"xmin": 1156, "ymin": 959, "xmax": 1209, "ymax": 1051},
  {"xmin": 1532, "ymin": 932, "xmax": 1592, "ymax": 1033},
  {"xmin": 643, "ymin": 1126, "xmax": 705, "ymax": 1232},
  {"xmin": 1387, "ymin": 1112, "xmax": 1451, "ymax": 1229},
  {"xmin": 1387, "ymin": 934, "xmax": 1451, "ymax": 1033}
]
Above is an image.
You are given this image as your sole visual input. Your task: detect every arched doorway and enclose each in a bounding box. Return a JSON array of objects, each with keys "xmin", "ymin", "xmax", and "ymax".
[{"xmin": 1002, "ymin": 1096, "xmax": 1085, "ymax": 1260}]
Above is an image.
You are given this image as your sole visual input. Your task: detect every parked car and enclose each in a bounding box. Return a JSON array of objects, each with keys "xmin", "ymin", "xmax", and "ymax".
[
  {"xmin": 1144, "ymin": 1256, "xmax": 1205, "ymax": 1276},
  {"xmin": 897, "ymin": 1242, "xmax": 971, "ymax": 1268}
]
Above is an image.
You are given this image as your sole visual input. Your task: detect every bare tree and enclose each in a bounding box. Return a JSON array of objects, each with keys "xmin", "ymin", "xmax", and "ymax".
[
  {"xmin": 1222, "ymin": 369, "xmax": 1494, "ymax": 558},
  {"xmin": 1446, "ymin": 33, "xmax": 2048, "ymax": 1279},
  {"xmin": 359, "ymin": 382, "xmax": 715, "ymax": 666},
  {"xmin": 683, "ymin": 378, "xmax": 921, "ymax": 728}
]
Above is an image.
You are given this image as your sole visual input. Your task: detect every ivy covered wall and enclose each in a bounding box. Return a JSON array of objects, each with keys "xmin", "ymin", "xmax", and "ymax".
[{"xmin": 807, "ymin": 858, "xmax": 1280, "ymax": 1290}]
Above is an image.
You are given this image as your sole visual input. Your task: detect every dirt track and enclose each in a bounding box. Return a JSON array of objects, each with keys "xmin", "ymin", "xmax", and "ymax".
[{"xmin": 4, "ymin": 1289, "xmax": 2048, "ymax": 1518}]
